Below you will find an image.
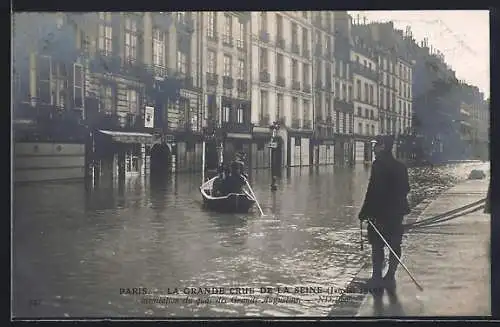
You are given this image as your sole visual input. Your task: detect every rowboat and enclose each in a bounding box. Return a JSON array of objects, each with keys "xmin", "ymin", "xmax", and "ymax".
[{"xmin": 199, "ymin": 177, "xmax": 256, "ymax": 213}]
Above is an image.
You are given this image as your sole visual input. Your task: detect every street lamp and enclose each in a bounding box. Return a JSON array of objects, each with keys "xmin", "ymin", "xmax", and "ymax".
[{"xmin": 269, "ymin": 120, "xmax": 280, "ymax": 191}]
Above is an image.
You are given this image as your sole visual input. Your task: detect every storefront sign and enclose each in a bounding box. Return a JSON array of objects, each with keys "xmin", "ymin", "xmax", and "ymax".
[{"xmin": 144, "ymin": 106, "xmax": 155, "ymax": 128}]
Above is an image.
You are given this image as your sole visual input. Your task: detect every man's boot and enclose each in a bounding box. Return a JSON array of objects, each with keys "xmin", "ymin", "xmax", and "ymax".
[{"xmin": 383, "ymin": 244, "xmax": 401, "ymax": 291}]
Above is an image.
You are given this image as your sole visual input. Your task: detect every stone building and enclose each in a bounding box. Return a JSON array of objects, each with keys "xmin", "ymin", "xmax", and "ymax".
[
  {"xmin": 200, "ymin": 11, "xmax": 252, "ymax": 170},
  {"xmin": 250, "ymin": 11, "xmax": 314, "ymax": 168}
]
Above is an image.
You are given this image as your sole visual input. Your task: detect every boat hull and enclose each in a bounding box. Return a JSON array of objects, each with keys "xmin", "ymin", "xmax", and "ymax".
[{"xmin": 199, "ymin": 177, "xmax": 255, "ymax": 213}]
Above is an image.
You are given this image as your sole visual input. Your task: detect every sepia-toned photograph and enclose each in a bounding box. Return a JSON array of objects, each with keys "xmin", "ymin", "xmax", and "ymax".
[{"xmin": 12, "ymin": 10, "xmax": 490, "ymax": 319}]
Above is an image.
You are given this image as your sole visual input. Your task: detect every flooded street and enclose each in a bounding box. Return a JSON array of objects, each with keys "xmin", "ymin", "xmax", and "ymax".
[{"xmin": 13, "ymin": 161, "xmax": 489, "ymax": 318}]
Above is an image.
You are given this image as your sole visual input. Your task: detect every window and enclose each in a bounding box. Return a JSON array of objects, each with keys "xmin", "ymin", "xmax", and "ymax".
[
  {"xmin": 73, "ymin": 64, "xmax": 84, "ymax": 108},
  {"xmin": 98, "ymin": 12, "xmax": 112, "ymax": 54},
  {"xmin": 358, "ymin": 123, "xmax": 362, "ymax": 134},
  {"xmin": 260, "ymin": 11, "xmax": 267, "ymax": 31},
  {"xmin": 356, "ymin": 80, "xmax": 361, "ymax": 99},
  {"xmin": 177, "ymin": 51, "xmax": 187, "ymax": 74},
  {"xmin": 277, "ymin": 54, "xmax": 284, "ymax": 78},
  {"xmin": 348, "ymin": 113, "xmax": 353, "ymax": 134},
  {"xmin": 277, "ymin": 93, "xmax": 284, "ymax": 119},
  {"xmin": 335, "ymin": 82, "xmax": 340, "ymax": 99},
  {"xmin": 176, "ymin": 12, "xmax": 186, "ymax": 24},
  {"xmin": 237, "ymin": 104, "xmax": 244, "ymax": 123},
  {"xmin": 303, "ymin": 99, "xmax": 309, "ymax": 122},
  {"xmin": 357, "ymin": 107, "xmax": 362, "ymax": 116},
  {"xmin": 398, "ymin": 100, "xmax": 402, "ymax": 113},
  {"xmin": 153, "ymin": 28, "xmax": 165, "ymax": 67},
  {"xmin": 370, "ymin": 109, "xmax": 374, "ymax": 120},
  {"xmin": 371, "ymin": 125, "xmax": 375, "ymax": 135},
  {"xmin": 326, "ymin": 95, "xmax": 331, "ymax": 116},
  {"xmin": 222, "ymin": 103, "xmax": 230, "ymax": 122},
  {"xmin": 399, "ymin": 81, "xmax": 402, "ymax": 94},
  {"xmin": 124, "ymin": 17, "xmax": 138, "ymax": 61},
  {"xmin": 292, "ymin": 59, "xmax": 298, "ymax": 81},
  {"xmin": 364, "ymin": 82, "xmax": 369, "ymax": 102},
  {"xmin": 341, "ymin": 83, "xmax": 346, "ymax": 101},
  {"xmin": 342, "ymin": 112, "xmax": 346, "ymax": 134},
  {"xmin": 336, "ymin": 111, "xmax": 340, "ymax": 133},
  {"xmin": 100, "ymin": 85, "xmax": 114, "ymax": 113},
  {"xmin": 302, "ymin": 11, "xmax": 308, "ymax": 18},
  {"xmin": 380, "ymin": 89, "xmax": 385, "ymax": 109},
  {"xmin": 339, "ymin": 60, "xmax": 343, "ymax": 78},
  {"xmin": 369, "ymin": 85, "xmax": 374, "ymax": 104},
  {"xmin": 302, "ymin": 27, "xmax": 308, "ymax": 51},
  {"xmin": 237, "ymin": 59, "xmax": 245, "ymax": 80},
  {"xmin": 368, "ymin": 62, "xmax": 372, "ymax": 71},
  {"xmin": 223, "ymin": 55, "xmax": 232, "ymax": 77},
  {"xmin": 126, "ymin": 89, "xmax": 138, "ymax": 114},
  {"xmin": 386, "ymin": 90, "xmax": 390, "ymax": 109},
  {"xmin": 259, "ymin": 47, "xmax": 268, "ymax": 71},
  {"xmin": 276, "ymin": 14, "xmax": 283, "ymax": 38},
  {"xmin": 207, "ymin": 12, "xmax": 216, "ymax": 38},
  {"xmin": 365, "ymin": 108, "xmax": 369, "ymax": 118},
  {"xmin": 348, "ymin": 85, "xmax": 353, "ymax": 102},
  {"xmin": 365, "ymin": 124, "xmax": 370, "ymax": 135},
  {"xmin": 302, "ymin": 63, "xmax": 309, "ymax": 85},
  {"xmin": 355, "ymin": 55, "xmax": 360, "ymax": 63},
  {"xmin": 292, "ymin": 97, "xmax": 299, "ymax": 118},
  {"xmin": 224, "ymin": 15, "xmax": 232, "ymax": 43},
  {"xmin": 207, "ymin": 50, "xmax": 216, "ymax": 74},
  {"xmin": 38, "ymin": 55, "xmax": 52, "ymax": 104},
  {"xmin": 237, "ymin": 22, "xmax": 245, "ymax": 46},
  {"xmin": 292, "ymin": 23, "xmax": 298, "ymax": 45},
  {"xmin": 260, "ymin": 90, "xmax": 268, "ymax": 118}
]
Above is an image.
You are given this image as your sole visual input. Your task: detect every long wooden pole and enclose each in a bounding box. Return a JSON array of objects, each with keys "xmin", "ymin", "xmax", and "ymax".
[{"xmin": 367, "ymin": 219, "xmax": 424, "ymax": 291}]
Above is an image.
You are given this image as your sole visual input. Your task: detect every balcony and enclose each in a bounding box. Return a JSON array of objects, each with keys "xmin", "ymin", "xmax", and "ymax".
[
  {"xmin": 222, "ymin": 35, "xmax": 234, "ymax": 47},
  {"xmin": 259, "ymin": 114, "xmax": 270, "ymax": 126},
  {"xmin": 291, "ymin": 118, "xmax": 301, "ymax": 129},
  {"xmin": 237, "ymin": 79, "xmax": 247, "ymax": 93},
  {"xmin": 206, "ymin": 73, "xmax": 219, "ymax": 86},
  {"xmin": 222, "ymin": 76, "xmax": 233, "ymax": 89},
  {"xmin": 259, "ymin": 31, "xmax": 270, "ymax": 43},
  {"xmin": 276, "ymin": 76, "xmax": 286, "ymax": 87},
  {"xmin": 207, "ymin": 32, "xmax": 219, "ymax": 43},
  {"xmin": 334, "ymin": 98, "xmax": 354, "ymax": 113},
  {"xmin": 121, "ymin": 58, "xmax": 146, "ymax": 79},
  {"xmin": 292, "ymin": 81, "xmax": 301, "ymax": 91},
  {"xmin": 90, "ymin": 51, "xmax": 121, "ymax": 74},
  {"xmin": 291, "ymin": 43, "xmax": 300, "ymax": 55},
  {"xmin": 221, "ymin": 121, "xmax": 253, "ymax": 134},
  {"xmin": 302, "ymin": 83, "xmax": 311, "ymax": 93},
  {"xmin": 302, "ymin": 48, "xmax": 310, "ymax": 58},
  {"xmin": 303, "ymin": 119, "xmax": 312, "ymax": 129},
  {"xmin": 351, "ymin": 63, "xmax": 378, "ymax": 81},
  {"xmin": 260, "ymin": 71, "xmax": 270, "ymax": 83},
  {"xmin": 277, "ymin": 38, "xmax": 286, "ymax": 50},
  {"xmin": 236, "ymin": 39, "xmax": 246, "ymax": 50}
]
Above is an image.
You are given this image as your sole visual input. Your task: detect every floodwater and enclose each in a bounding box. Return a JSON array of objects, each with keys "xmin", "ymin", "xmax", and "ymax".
[{"xmin": 12, "ymin": 161, "xmax": 489, "ymax": 318}]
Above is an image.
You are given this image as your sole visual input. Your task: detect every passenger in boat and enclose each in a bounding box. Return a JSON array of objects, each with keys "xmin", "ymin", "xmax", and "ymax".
[
  {"xmin": 358, "ymin": 135, "xmax": 410, "ymax": 291},
  {"xmin": 212, "ymin": 164, "xmax": 226, "ymax": 196},
  {"xmin": 225, "ymin": 161, "xmax": 246, "ymax": 194}
]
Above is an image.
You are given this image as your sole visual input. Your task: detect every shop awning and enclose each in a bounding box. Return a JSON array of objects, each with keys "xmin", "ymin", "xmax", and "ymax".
[{"xmin": 98, "ymin": 130, "xmax": 154, "ymax": 144}]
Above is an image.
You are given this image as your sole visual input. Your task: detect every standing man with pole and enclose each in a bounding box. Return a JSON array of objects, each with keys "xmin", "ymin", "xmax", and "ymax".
[{"xmin": 358, "ymin": 135, "xmax": 411, "ymax": 291}]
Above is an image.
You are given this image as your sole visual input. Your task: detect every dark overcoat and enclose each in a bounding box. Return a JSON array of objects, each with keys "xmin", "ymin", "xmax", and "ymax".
[{"xmin": 359, "ymin": 154, "xmax": 411, "ymax": 223}]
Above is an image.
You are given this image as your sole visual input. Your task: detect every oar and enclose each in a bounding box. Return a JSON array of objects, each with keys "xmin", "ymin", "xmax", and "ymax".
[
  {"xmin": 367, "ymin": 219, "xmax": 424, "ymax": 292},
  {"xmin": 243, "ymin": 178, "xmax": 266, "ymax": 216}
]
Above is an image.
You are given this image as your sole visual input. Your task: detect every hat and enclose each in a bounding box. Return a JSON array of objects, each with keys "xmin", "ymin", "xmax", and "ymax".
[{"xmin": 373, "ymin": 135, "xmax": 394, "ymax": 150}]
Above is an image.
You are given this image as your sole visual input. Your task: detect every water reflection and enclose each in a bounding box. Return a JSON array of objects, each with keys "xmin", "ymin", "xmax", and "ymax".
[{"xmin": 13, "ymin": 162, "xmax": 488, "ymax": 318}]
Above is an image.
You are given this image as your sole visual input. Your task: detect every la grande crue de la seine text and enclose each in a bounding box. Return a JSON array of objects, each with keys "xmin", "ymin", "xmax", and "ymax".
[{"xmin": 120, "ymin": 286, "xmax": 363, "ymax": 296}]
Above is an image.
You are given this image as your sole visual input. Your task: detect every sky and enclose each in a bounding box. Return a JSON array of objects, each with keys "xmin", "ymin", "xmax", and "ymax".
[{"xmin": 349, "ymin": 10, "xmax": 490, "ymax": 99}]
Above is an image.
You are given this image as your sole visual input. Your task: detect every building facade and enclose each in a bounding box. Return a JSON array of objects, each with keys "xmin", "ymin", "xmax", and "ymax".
[
  {"xmin": 331, "ymin": 11, "xmax": 356, "ymax": 165},
  {"xmin": 251, "ymin": 11, "xmax": 314, "ymax": 168},
  {"xmin": 200, "ymin": 11, "xmax": 252, "ymax": 171},
  {"xmin": 350, "ymin": 27, "xmax": 379, "ymax": 164}
]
